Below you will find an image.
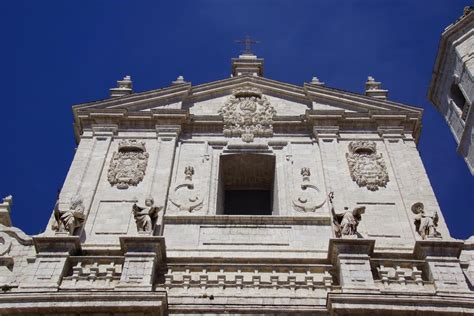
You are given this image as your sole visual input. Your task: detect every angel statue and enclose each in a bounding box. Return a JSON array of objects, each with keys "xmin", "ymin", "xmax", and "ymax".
[
  {"xmin": 52, "ymin": 197, "xmax": 85, "ymax": 235},
  {"xmin": 132, "ymin": 198, "xmax": 160, "ymax": 233},
  {"xmin": 328, "ymin": 192, "xmax": 365, "ymax": 238},
  {"xmin": 411, "ymin": 202, "xmax": 441, "ymax": 240}
]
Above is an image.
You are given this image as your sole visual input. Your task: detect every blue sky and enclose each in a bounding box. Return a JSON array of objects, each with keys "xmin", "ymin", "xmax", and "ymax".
[{"xmin": 3, "ymin": 0, "xmax": 473, "ymax": 238}]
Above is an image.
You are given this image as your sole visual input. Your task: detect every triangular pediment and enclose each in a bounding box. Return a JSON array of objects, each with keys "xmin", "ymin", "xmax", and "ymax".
[{"xmin": 73, "ymin": 75, "xmax": 422, "ymax": 117}]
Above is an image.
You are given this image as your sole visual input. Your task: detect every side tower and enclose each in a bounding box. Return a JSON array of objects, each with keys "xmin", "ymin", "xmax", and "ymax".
[
  {"xmin": 0, "ymin": 53, "xmax": 473, "ymax": 315},
  {"xmin": 429, "ymin": 6, "xmax": 474, "ymax": 174}
]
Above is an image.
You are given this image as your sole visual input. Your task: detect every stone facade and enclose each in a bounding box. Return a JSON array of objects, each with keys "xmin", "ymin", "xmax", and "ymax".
[
  {"xmin": 429, "ymin": 6, "xmax": 474, "ymax": 174},
  {"xmin": 1, "ymin": 52, "xmax": 473, "ymax": 315}
]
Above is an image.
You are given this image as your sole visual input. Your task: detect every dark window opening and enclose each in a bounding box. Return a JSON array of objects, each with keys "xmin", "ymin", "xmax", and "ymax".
[
  {"xmin": 224, "ymin": 190, "xmax": 272, "ymax": 215},
  {"xmin": 450, "ymin": 83, "xmax": 466, "ymax": 108},
  {"xmin": 218, "ymin": 154, "xmax": 275, "ymax": 215}
]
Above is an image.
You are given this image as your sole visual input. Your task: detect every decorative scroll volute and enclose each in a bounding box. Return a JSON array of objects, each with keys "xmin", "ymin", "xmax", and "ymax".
[
  {"xmin": 292, "ymin": 168, "xmax": 326, "ymax": 213},
  {"xmin": 168, "ymin": 166, "xmax": 203, "ymax": 213}
]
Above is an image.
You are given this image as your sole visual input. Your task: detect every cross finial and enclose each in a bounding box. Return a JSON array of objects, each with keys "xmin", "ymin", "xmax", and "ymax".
[{"xmin": 235, "ymin": 35, "xmax": 260, "ymax": 54}]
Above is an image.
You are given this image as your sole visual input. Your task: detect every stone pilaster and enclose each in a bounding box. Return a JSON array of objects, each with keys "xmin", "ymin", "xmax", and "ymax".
[
  {"xmin": 116, "ymin": 236, "xmax": 166, "ymax": 291},
  {"xmin": 19, "ymin": 236, "xmax": 80, "ymax": 291},
  {"xmin": 329, "ymin": 238, "xmax": 378, "ymax": 293},
  {"xmin": 152, "ymin": 125, "xmax": 181, "ymax": 234}
]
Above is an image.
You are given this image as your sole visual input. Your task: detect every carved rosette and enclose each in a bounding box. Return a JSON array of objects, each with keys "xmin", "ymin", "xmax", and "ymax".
[
  {"xmin": 346, "ymin": 141, "xmax": 389, "ymax": 191},
  {"xmin": 107, "ymin": 140, "xmax": 149, "ymax": 189},
  {"xmin": 219, "ymin": 87, "xmax": 276, "ymax": 143}
]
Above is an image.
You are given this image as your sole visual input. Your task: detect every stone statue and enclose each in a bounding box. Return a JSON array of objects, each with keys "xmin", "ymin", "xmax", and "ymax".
[
  {"xmin": 132, "ymin": 198, "xmax": 160, "ymax": 233},
  {"xmin": 411, "ymin": 202, "xmax": 441, "ymax": 240},
  {"xmin": 328, "ymin": 192, "xmax": 365, "ymax": 238},
  {"xmin": 52, "ymin": 198, "xmax": 85, "ymax": 235}
]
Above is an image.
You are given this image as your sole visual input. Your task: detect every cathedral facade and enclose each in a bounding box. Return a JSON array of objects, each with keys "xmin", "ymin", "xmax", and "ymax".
[{"xmin": 0, "ymin": 52, "xmax": 473, "ymax": 315}]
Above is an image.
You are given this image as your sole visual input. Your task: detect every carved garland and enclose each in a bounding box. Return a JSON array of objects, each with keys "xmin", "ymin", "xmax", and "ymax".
[
  {"xmin": 346, "ymin": 141, "xmax": 389, "ymax": 191},
  {"xmin": 219, "ymin": 87, "xmax": 276, "ymax": 143},
  {"xmin": 107, "ymin": 140, "xmax": 149, "ymax": 189}
]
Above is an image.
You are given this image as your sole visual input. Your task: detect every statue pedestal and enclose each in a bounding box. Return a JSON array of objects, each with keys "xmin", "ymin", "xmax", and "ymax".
[
  {"xmin": 19, "ymin": 236, "xmax": 81, "ymax": 291},
  {"xmin": 414, "ymin": 240, "xmax": 470, "ymax": 294},
  {"xmin": 116, "ymin": 236, "xmax": 166, "ymax": 291},
  {"xmin": 328, "ymin": 238, "xmax": 378, "ymax": 293}
]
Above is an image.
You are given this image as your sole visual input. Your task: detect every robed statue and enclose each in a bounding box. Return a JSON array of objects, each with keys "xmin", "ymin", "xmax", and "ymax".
[
  {"xmin": 132, "ymin": 198, "xmax": 160, "ymax": 233},
  {"xmin": 328, "ymin": 192, "xmax": 365, "ymax": 238}
]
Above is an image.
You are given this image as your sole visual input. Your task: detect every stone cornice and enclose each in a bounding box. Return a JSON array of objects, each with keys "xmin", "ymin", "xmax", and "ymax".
[
  {"xmin": 72, "ymin": 75, "xmax": 424, "ymax": 142},
  {"xmin": 305, "ymin": 109, "xmax": 421, "ymax": 141},
  {"xmin": 304, "ymin": 84, "xmax": 423, "ymax": 113}
]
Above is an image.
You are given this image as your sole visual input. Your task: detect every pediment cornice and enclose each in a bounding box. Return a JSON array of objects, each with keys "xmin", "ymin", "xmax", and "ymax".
[{"xmin": 72, "ymin": 74, "xmax": 423, "ymax": 142}]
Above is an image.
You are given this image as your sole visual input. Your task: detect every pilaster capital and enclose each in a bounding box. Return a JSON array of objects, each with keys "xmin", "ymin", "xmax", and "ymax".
[
  {"xmin": 313, "ymin": 126, "xmax": 340, "ymax": 142},
  {"xmin": 377, "ymin": 126, "xmax": 405, "ymax": 139},
  {"xmin": 156, "ymin": 124, "xmax": 181, "ymax": 140},
  {"xmin": 91, "ymin": 124, "xmax": 118, "ymax": 137}
]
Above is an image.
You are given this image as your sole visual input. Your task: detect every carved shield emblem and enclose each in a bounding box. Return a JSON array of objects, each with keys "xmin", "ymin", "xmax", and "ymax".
[
  {"xmin": 219, "ymin": 87, "xmax": 276, "ymax": 142},
  {"xmin": 107, "ymin": 140, "xmax": 149, "ymax": 189},
  {"xmin": 346, "ymin": 141, "xmax": 389, "ymax": 191}
]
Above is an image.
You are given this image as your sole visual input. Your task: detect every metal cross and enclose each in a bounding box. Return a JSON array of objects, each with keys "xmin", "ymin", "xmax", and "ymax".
[{"xmin": 235, "ymin": 35, "xmax": 260, "ymax": 54}]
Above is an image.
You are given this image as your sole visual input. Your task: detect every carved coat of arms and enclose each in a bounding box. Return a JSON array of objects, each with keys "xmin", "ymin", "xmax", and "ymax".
[
  {"xmin": 346, "ymin": 141, "xmax": 389, "ymax": 191},
  {"xmin": 107, "ymin": 140, "xmax": 149, "ymax": 189},
  {"xmin": 219, "ymin": 87, "xmax": 276, "ymax": 142}
]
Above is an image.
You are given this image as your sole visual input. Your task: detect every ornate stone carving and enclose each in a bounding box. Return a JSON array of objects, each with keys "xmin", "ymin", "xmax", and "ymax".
[
  {"xmin": 132, "ymin": 198, "xmax": 161, "ymax": 234},
  {"xmin": 0, "ymin": 233, "xmax": 12, "ymax": 258},
  {"xmin": 52, "ymin": 197, "xmax": 85, "ymax": 235},
  {"xmin": 219, "ymin": 87, "xmax": 276, "ymax": 142},
  {"xmin": 376, "ymin": 263, "xmax": 424, "ymax": 289},
  {"xmin": 108, "ymin": 139, "xmax": 149, "ymax": 189},
  {"xmin": 346, "ymin": 141, "xmax": 389, "ymax": 191},
  {"xmin": 411, "ymin": 202, "xmax": 441, "ymax": 240},
  {"xmin": 162, "ymin": 265, "xmax": 333, "ymax": 293},
  {"xmin": 328, "ymin": 192, "xmax": 365, "ymax": 238},
  {"xmin": 292, "ymin": 168, "xmax": 326, "ymax": 213},
  {"xmin": 168, "ymin": 166, "xmax": 203, "ymax": 213},
  {"xmin": 61, "ymin": 259, "xmax": 123, "ymax": 290}
]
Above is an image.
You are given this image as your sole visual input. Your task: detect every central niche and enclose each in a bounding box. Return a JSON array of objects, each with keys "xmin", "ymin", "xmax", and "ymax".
[{"xmin": 217, "ymin": 154, "xmax": 275, "ymax": 215}]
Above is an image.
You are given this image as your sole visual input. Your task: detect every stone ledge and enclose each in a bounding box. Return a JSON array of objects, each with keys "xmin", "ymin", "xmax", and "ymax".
[
  {"xmin": 163, "ymin": 215, "xmax": 331, "ymax": 225},
  {"xmin": 328, "ymin": 238, "xmax": 375, "ymax": 263},
  {"xmin": 414, "ymin": 240, "xmax": 464, "ymax": 259},
  {"xmin": 33, "ymin": 236, "xmax": 81, "ymax": 254},
  {"xmin": 119, "ymin": 236, "xmax": 166, "ymax": 261},
  {"xmin": 0, "ymin": 291, "xmax": 168, "ymax": 314},
  {"xmin": 327, "ymin": 292, "xmax": 474, "ymax": 315}
]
